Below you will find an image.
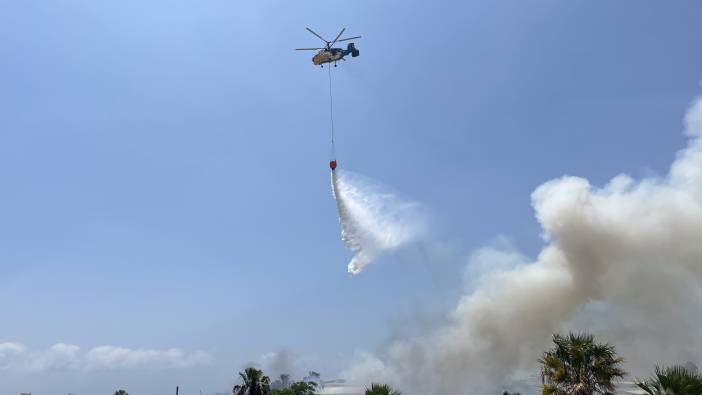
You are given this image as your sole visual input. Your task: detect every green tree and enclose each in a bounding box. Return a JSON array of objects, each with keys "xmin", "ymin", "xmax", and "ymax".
[
  {"xmin": 539, "ymin": 333, "xmax": 625, "ymax": 395},
  {"xmin": 233, "ymin": 367, "xmax": 271, "ymax": 395},
  {"xmin": 114, "ymin": 390, "xmax": 129, "ymax": 395},
  {"xmin": 289, "ymin": 381, "xmax": 317, "ymax": 395},
  {"xmin": 365, "ymin": 383, "xmax": 401, "ymax": 395},
  {"xmin": 636, "ymin": 365, "xmax": 702, "ymax": 395},
  {"xmin": 271, "ymin": 381, "xmax": 317, "ymax": 395}
]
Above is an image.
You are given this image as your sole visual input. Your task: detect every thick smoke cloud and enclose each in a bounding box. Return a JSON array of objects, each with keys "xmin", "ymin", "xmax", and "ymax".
[
  {"xmin": 332, "ymin": 170, "xmax": 426, "ymax": 274},
  {"xmin": 342, "ymin": 96, "xmax": 702, "ymax": 394}
]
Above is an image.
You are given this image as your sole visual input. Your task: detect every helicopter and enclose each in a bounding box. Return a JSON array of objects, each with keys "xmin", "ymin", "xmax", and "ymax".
[{"xmin": 296, "ymin": 27, "xmax": 361, "ymax": 67}]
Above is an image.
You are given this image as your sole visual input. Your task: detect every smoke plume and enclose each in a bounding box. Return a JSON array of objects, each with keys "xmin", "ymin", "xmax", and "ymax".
[
  {"xmin": 259, "ymin": 350, "xmax": 295, "ymax": 378},
  {"xmin": 331, "ymin": 170, "xmax": 425, "ymax": 274},
  {"xmin": 342, "ymin": 96, "xmax": 702, "ymax": 394}
]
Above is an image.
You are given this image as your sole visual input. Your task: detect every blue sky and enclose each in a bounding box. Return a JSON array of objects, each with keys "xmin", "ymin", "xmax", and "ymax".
[{"xmin": 1, "ymin": 1, "xmax": 701, "ymax": 394}]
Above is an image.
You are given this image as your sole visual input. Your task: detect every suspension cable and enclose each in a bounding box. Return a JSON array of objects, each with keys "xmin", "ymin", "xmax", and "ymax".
[{"xmin": 327, "ymin": 64, "xmax": 336, "ymax": 158}]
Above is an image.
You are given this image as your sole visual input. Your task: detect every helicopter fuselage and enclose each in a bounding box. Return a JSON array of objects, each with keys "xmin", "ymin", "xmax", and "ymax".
[{"xmin": 312, "ymin": 43, "xmax": 360, "ymax": 66}]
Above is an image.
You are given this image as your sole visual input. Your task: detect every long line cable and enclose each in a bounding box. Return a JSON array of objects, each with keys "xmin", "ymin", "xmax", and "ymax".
[{"xmin": 327, "ymin": 64, "xmax": 336, "ymax": 158}]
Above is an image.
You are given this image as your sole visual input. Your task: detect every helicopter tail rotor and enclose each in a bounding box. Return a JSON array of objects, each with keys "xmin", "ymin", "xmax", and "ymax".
[{"xmin": 347, "ymin": 43, "xmax": 360, "ymax": 57}]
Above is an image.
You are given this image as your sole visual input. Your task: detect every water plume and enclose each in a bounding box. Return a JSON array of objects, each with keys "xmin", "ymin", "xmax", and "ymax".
[{"xmin": 331, "ymin": 170, "xmax": 425, "ymax": 275}]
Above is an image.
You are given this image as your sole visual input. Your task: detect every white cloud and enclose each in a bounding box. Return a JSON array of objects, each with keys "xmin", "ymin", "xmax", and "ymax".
[
  {"xmin": 26, "ymin": 343, "xmax": 82, "ymax": 372},
  {"xmin": 0, "ymin": 342, "xmax": 211, "ymax": 372},
  {"xmin": 0, "ymin": 343, "xmax": 26, "ymax": 370},
  {"xmin": 85, "ymin": 345, "xmax": 211, "ymax": 370}
]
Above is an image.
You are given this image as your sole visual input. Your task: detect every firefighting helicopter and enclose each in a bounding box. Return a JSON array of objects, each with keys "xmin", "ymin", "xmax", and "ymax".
[{"xmin": 296, "ymin": 27, "xmax": 361, "ymax": 67}]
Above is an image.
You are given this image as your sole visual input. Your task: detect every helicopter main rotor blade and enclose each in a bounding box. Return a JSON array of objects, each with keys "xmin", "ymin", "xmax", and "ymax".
[
  {"xmin": 329, "ymin": 28, "xmax": 346, "ymax": 47},
  {"xmin": 296, "ymin": 48, "xmax": 325, "ymax": 50},
  {"xmin": 305, "ymin": 27, "xmax": 329, "ymax": 44},
  {"xmin": 336, "ymin": 36, "xmax": 362, "ymax": 42}
]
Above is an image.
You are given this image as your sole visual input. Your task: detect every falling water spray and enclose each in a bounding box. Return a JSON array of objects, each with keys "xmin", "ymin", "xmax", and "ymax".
[{"xmin": 331, "ymin": 169, "xmax": 425, "ymax": 274}]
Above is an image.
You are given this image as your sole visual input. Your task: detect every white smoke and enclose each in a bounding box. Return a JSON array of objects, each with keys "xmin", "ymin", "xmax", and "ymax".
[
  {"xmin": 259, "ymin": 350, "xmax": 296, "ymax": 378},
  {"xmin": 342, "ymin": 96, "xmax": 702, "ymax": 394},
  {"xmin": 331, "ymin": 170, "xmax": 426, "ymax": 274}
]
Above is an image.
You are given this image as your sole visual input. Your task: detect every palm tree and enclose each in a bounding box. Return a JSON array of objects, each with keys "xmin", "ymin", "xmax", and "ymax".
[
  {"xmin": 365, "ymin": 383, "xmax": 401, "ymax": 395},
  {"xmin": 233, "ymin": 367, "xmax": 271, "ymax": 395},
  {"xmin": 636, "ymin": 365, "xmax": 702, "ymax": 395},
  {"xmin": 539, "ymin": 333, "xmax": 625, "ymax": 395},
  {"xmin": 114, "ymin": 391, "xmax": 129, "ymax": 395}
]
